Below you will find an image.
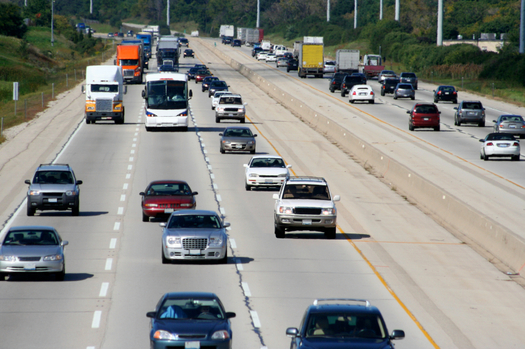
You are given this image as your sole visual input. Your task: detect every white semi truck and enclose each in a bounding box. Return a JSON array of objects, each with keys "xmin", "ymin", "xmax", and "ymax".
[{"xmin": 83, "ymin": 65, "xmax": 126, "ymax": 124}]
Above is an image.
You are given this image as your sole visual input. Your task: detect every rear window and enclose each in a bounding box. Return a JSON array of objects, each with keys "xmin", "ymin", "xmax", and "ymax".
[
  {"xmin": 345, "ymin": 76, "xmax": 363, "ymax": 83},
  {"xmin": 463, "ymin": 102, "xmax": 482, "ymax": 109},
  {"xmin": 401, "ymin": 73, "xmax": 416, "ymax": 78},
  {"xmin": 398, "ymin": 84, "xmax": 413, "ymax": 89},
  {"xmin": 415, "ymin": 105, "xmax": 438, "ymax": 114}
]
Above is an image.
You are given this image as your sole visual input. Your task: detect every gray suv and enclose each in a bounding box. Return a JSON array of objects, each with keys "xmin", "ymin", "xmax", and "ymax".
[
  {"xmin": 273, "ymin": 176, "xmax": 340, "ymax": 239},
  {"xmin": 454, "ymin": 100, "xmax": 485, "ymax": 127},
  {"xmin": 25, "ymin": 164, "xmax": 82, "ymax": 216}
]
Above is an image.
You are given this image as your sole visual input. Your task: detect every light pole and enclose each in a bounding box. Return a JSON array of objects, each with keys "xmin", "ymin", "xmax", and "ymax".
[
  {"xmin": 90, "ymin": 0, "xmax": 93, "ymax": 14},
  {"xmin": 51, "ymin": 0, "xmax": 54, "ymax": 46},
  {"xmin": 327, "ymin": 0, "xmax": 330, "ymax": 22},
  {"xmin": 167, "ymin": 0, "xmax": 170, "ymax": 27},
  {"xmin": 437, "ymin": 0, "xmax": 443, "ymax": 46},
  {"xmin": 354, "ymin": 0, "xmax": 357, "ymax": 29},
  {"xmin": 256, "ymin": 0, "xmax": 260, "ymax": 28}
]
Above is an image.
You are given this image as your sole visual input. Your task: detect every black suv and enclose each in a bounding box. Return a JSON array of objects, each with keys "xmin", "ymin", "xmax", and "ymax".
[
  {"xmin": 400, "ymin": 72, "xmax": 418, "ymax": 89},
  {"xmin": 286, "ymin": 299, "xmax": 405, "ymax": 349},
  {"xmin": 328, "ymin": 72, "xmax": 347, "ymax": 93},
  {"xmin": 381, "ymin": 78, "xmax": 400, "ymax": 96},
  {"xmin": 340, "ymin": 75, "xmax": 366, "ymax": 97},
  {"xmin": 287, "ymin": 59, "xmax": 299, "ymax": 72},
  {"xmin": 25, "ymin": 164, "xmax": 82, "ymax": 216},
  {"xmin": 434, "ymin": 85, "xmax": 458, "ymax": 103}
]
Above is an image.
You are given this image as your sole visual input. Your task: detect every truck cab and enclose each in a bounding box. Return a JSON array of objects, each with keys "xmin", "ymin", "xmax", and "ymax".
[{"xmin": 83, "ymin": 65, "xmax": 126, "ymax": 124}]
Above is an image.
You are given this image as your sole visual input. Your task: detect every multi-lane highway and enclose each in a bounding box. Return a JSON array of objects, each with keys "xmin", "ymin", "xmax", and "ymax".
[{"xmin": 1, "ymin": 36, "xmax": 525, "ymax": 349}]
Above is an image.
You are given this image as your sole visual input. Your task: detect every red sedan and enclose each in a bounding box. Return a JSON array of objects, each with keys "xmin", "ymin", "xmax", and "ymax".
[
  {"xmin": 140, "ymin": 180, "xmax": 198, "ymax": 222},
  {"xmin": 195, "ymin": 70, "xmax": 213, "ymax": 83}
]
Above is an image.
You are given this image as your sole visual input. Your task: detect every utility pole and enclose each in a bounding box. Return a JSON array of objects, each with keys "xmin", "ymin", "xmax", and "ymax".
[
  {"xmin": 354, "ymin": 0, "xmax": 357, "ymax": 29},
  {"xmin": 90, "ymin": 0, "xmax": 92, "ymax": 14},
  {"xmin": 437, "ymin": 0, "xmax": 443, "ymax": 46},
  {"xmin": 327, "ymin": 0, "xmax": 330, "ymax": 22},
  {"xmin": 51, "ymin": 0, "xmax": 54, "ymax": 46},
  {"xmin": 520, "ymin": 0, "xmax": 524, "ymax": 53},
  {"xmin": 256, "ymin": 0, "xmax": 260, "ymax": 28},
  {"xmin": 395, "ymin": 0, "xmax": 399, "ymax": 21},
  {"xmin": 380, "ymin": 0, "xmax": 383, "ymax": 20},
  {"xmin": 167, "ymin": 0, "xmax": 170, "ymax": 27}
]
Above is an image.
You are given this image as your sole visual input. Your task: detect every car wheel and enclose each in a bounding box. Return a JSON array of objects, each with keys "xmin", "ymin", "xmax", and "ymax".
[
  {"xmin": 480, "ymin": 153, "xmax": 484, "ymax": 160},
  {"xmin": 27, "ymin": 205, "xmax": 35, "ymax": 216},
  {"xmin": 72, "ymin": 204, "xmax": 80, "ymax": 216},
  {"xmin": 513, "ymin": 155, "xmax": 520, "ymax": 161},
  {"xmin": 341, "ymin": 91, "xmax": 346, "ymax": 97},
  {"xmin": 162, "ymin": 248, "xmax": 171, "ymax": 264},
  {"xmin": 369, "ymin": 100, "xmax": 374, "ymax": 104},
  {"xmin": 411, "ymin": 96, "xmax": 415, "ymax": 100},
  {"xmin": 245, "ymin": 183, "xmax": 251, "ymax": 191},
  {"xmin": 220, "ymin": 147, "xmax": 225, "ymax": 154},
  {"xmin": 240, "ymin": 118, "xmax": 245, "ymax": 123},
  {"xmin": 0, "ymin": 272, "xmax": 6, "ymax": 281},
  {"xmin": 434, "ymin": 99, "xmax": 438, "ymax": 103},
  {"xmin": 250, "ymin": 149, "xmax": 256, "ymax": 154},
  {"xmin": 85, "ymin": 119, "xmax": 91, "ymax": 124},
  {"xmin": 479, "ymin": 121, "xmax": 485, "ymax": 127},
  {"xmin": 393, "ymin": 95, "xmax": 397, "ymax": 100},
  {"xmin": 215, "ymin": 117, "xmax": 220, "ymax": 123},
  {"xmin": 484, "ymin": 155, "xmax": 489, "ymax": 161},
  {"xmin": 457, "ymin": 119, "xmax": 461, "ymax": 126},
  {"xmin": 275, "ymin": 226, "xmax": 285, "ymax": 239},
  {"xmin": 55, "ymin": 268, "xmax": 66, "ymax": 281},
  {"xmin": 325, "ymin": 227, "xmax": 336, "ymax": 239},
  {"xmin": 219, "ymin": 249, "xmax": 228, "ymax": 264},
  {"xmin": 330, "ymin": 88, "xmax": 334, "ymax": 93},
  {"xmin": 145, "ymin": 127, "xmax": 151, "ymax": 132},
  {"xmin": 142, "ymin": 212, "xmax": 149, "ymax": 222},
  {"xmin": 349, "ymin": 99, "xmax": 354, "ymax": 103},
  {"xmin": 434, "ymin": 125, "xmax": 440, "ymax": 131},
  {"xmin": 409, "ymin": 123, "xmax": 414, "ymax": 131},
  {"xmin": 381, "ymin": 90, "xmax": 385, "ymax": 96},
  {"xmin": 454, "ymin": 100, "xmax": 457, "ymax": 104},
  {"xmin": 202, "ymin": 88, "xmax": 205, "ymax": 92},
  {"xmin": 115, "ymin": 117, "xmax": 124, "ymax": 125}
]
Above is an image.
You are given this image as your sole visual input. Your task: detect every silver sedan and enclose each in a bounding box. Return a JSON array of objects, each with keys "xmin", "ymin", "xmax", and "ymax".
[
  {"xmin": 393, "ymin": 83, "xmax": 415, "ymax": 100},
  {"xmin": 0, "ymin": 225, "xmax": 68, "ymax": 281},
  {"xmin": 160, "ymin": 210, "xmax": 229, "ymax": 264},
  {"xmin": 493, "ymin": 115, "xmax": 525, "ymax": 138}
]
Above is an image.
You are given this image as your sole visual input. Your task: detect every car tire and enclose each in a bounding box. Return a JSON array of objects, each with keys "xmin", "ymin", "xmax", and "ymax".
[
  {"xmin": 393, "ymin": 95, "xmax": 397, "ymax": 100},
  {"xmin": 85, "ymin": 119, "xmax": 91, "ymax": 124},
  {"xmin": 240, "ymin": 118, "xmax": 245, "ymax": 123},
  {"xmin": 250, "ymin": 149, "xmax": 256, "ymax": 154},
  {"xmin": 411, "ymin": 96, "xmax": 415, "ymax": 100},
  {"xmin": 484, "ymin": 155, "xmax": 489, "ymax": 161},
  {"xmin": 454, "ymin": 100, "xmax": 458, "ymax": 104},
  {"xmin": 457, "ymin": 119, "xmax": 462, "ymax": 126},
  {"xmin": 434, "ymin": 99, "xmax": 438, "ymax": 103},
  {"xmin": 162, "ymin": 248, "xmax": 170, "ymax": 264},
  {"xmin": 220, "ymin": 147, "xmax": 225, "ymax": 154},
  {"xmin": 513, "ymin": 155, "xmax": 520, "ymax": 161},
  {"xmin": 219, "ymin": 249, "xmax": 228, "ymax": 264},
  {"xmin": 27, "ymin": 205, "xmax": 35, "ymax": 216},
  {"xmin": 349, "ymin": 99, "xmax": 354, "ymax": 103},
  {"xmin": 434, "ymin": 125, "xmax": 440, "ymax": 131},
  {"xmin": 215, "ymin": 117, "xmax": 220, "ymax": 123},
  {"xmin": 55, "ymin": 268, "xmax": 66, "ymax": 281},
  {"xmin": 341, "ymin": 91, "xmax": 346, "ymax": 97},
  {"xmin": 381, "ymin": 90, "xmax": 385, "ymax": 96},
  {"xmin": 325, "ymin": 227, "xmax": 336, "ymax": 239},
  {"xmin": 72, "ymin": 204, "xmax": 80, "ymax": 216},
  {"xmin": 409, "ymin": 123, "xmax": 414, "ymax": 131},
  {"xmin": 480, "ymin": 153, "xmax": 484, "ymax": 160},
  {"xmin": 202, "ymin": 88, "xmax": 205, "ymax": 92},
  {"xmin": 479, "ymin": 121, "xmax": 485, "ymax": 127},
  {"xmin": 0, "ymin": 272, "xmax": 6, "ymax": 281},
  {"xmin": 245, "ymin": 183, "xmax": 251, "ymax": 191},
  {"xmin": 369, "ymin": 100, "xmax": 374, "ymax": 104},
  {"xmin": 275, "ymin": 226, "xmax": 285, "ymax": 239},
  {"xmin": 145, "ymin": 127, "xmax": 151, "ymax": 132},
  {"xmin": 142, "ymin": 212, "xmax": 149, "ymax": 222}
]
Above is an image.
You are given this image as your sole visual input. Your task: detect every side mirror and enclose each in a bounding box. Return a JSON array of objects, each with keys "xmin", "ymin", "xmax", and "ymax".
[
  {"xmin": 81, "ymin": 85, "xmax": 85, "ymax": 94},
  {"xmin": 139, "ymin": 192, "xmax": 145, "ymax": 196},
  {"xmin": 219, "ymin": 133, "xmax": 223, "ymax": 136},
  {"xmin": 453, "ymin": 107, "xmax": 457, "ymax": 110},
  {"xmin": 479, "ymin": 139, "xmax": 485, "ymax": 142},
  {"xmin": 253, "ymin": 134, "xmax": 257, "ymax": 137},
  {"xmin": 61, "ymin": 241, "xmax": 69, "ymax": 246},
  {"xmin": 406, "ymin": 111, "xmax": 410, "ymax": 114},
  {"xmin": 24, "ymin": 179, "xmax": 31, "ymax": 185},
  {"xmin": 124, "ymin": 86, "xmax": 128, "ymax": 94},
  {"xmin": 390, "ymin": 329, "xmax": 405, "ymax": 340},
  {"xmin": 159, "ymin": 223, "xmax": 166, "ymax": 227},
  {"xmin": 225, "ymin": 312, "xmax": 236, "ymax": 319},
  {"xmin": 224, "ymin": 222, "xmax": 231, "ymax": 228},
  {"xmin": 189, "ymin": 90, "xmax": 193, "ymax": 99},
  {"xmin": 286, "ymin": 328, "xmax": 299, "ymax": 337},
  {"xmin": 286, "ymin": 164, "xmax": 292, "ymax": 168},
  {"xmin": 273, "ymin": 194, "xmax": 279, "ymax": 200},
  {"xmin": 192, "ymin": 191, "xmax": 199, "ymax": 195},
  {"xmin": 142, "ymin": 90, "xmax": 146, "ymax": 98},
  {"xmin": 243, "ymin": 164, "xmax": 249, "ymax": 168},
  {"xmin": 76, "ymin": 180, "xmax": 83, "ymax": 185},
  {"xmin": 146, "ymin": 312, "xmax": 156, "ymax": 318},
  {"xmin": 492, "ymin": 120, "xmax": 497, "ymax": 123},
  {"xmin": 333, "ymin": 195, "xmax": 340, "ymax": 201}
]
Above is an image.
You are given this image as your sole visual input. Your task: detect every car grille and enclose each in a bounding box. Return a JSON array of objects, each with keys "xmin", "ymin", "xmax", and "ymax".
[
  {"xmin": 182, "ymin": 238, "xmax": 207, "ymax": 250},
  {"xmin": 178, "ymin": 334, "xmax": 207, "ymax": 339},
  {"xmin": 123, "ymin": 69, "xmax": 134, "ymax": 77},
  {"xmin": 18, "ymin": 256, "xmax": 41, "ymax": 262},
  {"xmin": 224, "ymin": 107, "xmax": 241, "ymax": 112},
  {"xmin": 96, "ymin": 99, "xmax": 113, "ymax": 112},
  {"xmin": 230, "ymin": 143, "xmax": 246, "ymax": 149},
  {"xmin": 294, "ymin": 207, "xmax": 322, "ymax": 215},
  {"xmin": 43, "ymin": 192, "xmax": 63, "ymax": 197},
  {"xmin": 158, "ymin": 203, "xmax": 181, "ymax": 208},
  {"xmin": 259, "ymin": 174, "xmax": 279, "ymax": 178},
  {"xmin": 166, "ymin": 345, "xmax": 216, "ymax": 349}
]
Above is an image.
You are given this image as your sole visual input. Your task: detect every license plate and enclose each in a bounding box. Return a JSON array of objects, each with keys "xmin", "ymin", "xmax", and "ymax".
[
  {"xmin": 235, "ymin": 144, "xmax": 242, "ymax": 149},
  {"xmin": 359, "ymin": 93, "xmax": 366, "ymax": 96},
  {"xmin": 302, "ymin": 219, "xmax": 312, "ymax": 225},
  {"xmin": 164, "ymin": 208, "xmax": 174, "ymax": 213},
  {"xmin": 189, "ymin": 249, "xmax": 200, "ymax": 255},
  {"xmin": 510, "ymin": 125, "xmax": 516, "ymax": 128},
  {"xmin": 229, "ymin": 114, "xmax": 234, "ymax": 116},
  {"xmin": 498, "ymin": 144, "xmax": 509, "ymax": 147},
  {"xmin": 48, "ymin": 198, "xmax": 57, "ymax": 203},
  {"xmin": 445, "ymin": 92, "xmax": 450, "ymax": 95},
  {"xmin": 265, "ymin": 180, "xmax": 274, "ymax": 183},
  {"xmin": 423, "ymin": 118, "xmax": 429, "ymax": 121},
  {"xmin": 102, "ymin": 117, "xmax": 111, "ymax": 120},
  {"xmin": 24, "ymin": 263, "xmax": 36, "ymax": 271},
  {"xmin": 185, "ymin": 342, "xmax": 200, "ymax": 349}
]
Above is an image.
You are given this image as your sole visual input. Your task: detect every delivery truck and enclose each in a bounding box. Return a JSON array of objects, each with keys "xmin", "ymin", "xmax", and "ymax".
[
  {"xmin": 83, "ymin": 65, "xmax": 126, "ymax": 124},
  {"xmin": 116, "ymin": 44, "xmax": 143, "ymax": 84},
  {"xmin": 297, "ymin": 36, "xmax": 324, "ymax": 78},
  {"xmin": 335, "ymin": 49, "xmax": 360, "ymax": 74},
  {"xmin": 220, "ymin": 25, "xmax": 234, "ymax": 38}
]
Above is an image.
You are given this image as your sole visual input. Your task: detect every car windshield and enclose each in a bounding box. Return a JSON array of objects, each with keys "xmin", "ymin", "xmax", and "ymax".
[
  {"xmin": 219, "ymin": 97, "xmax": 242, "ymax": 105},
  {"xmin": 33, "ymin": 170, "xmax": 74, "ymax": 184},
  {"xmin": 486, "ymin": 134, "xmax": 516, "ymax": 141},
  {"xmin": 91, "ymin": 84, "xmax": 119, "ymax": 93},
  {"xmin": 385, "ymin": 79, "xmax": 400, "ymax": 86},
  {"xmin": 283, "ymin": 184, "xmax": 330, "ymax": 200},
  {"xmin": 158, "ymin": 298, "xmax": 225, "ymax": 320},
  {"xmin": 147, "ymin": 80, "xmax": 188, "ymax": 110},
  {"xmin": 251, "ymin": 158, "xmax": 285, "ymax": 168},
  {"xmin": 3, "ymin": 229, "xmax": 59, "ymax": 246},
  {"xmin": 120, "ymin": 59, "xmax": 139, "ymax": 66},
  {"xmin": 305, "ymin": 313, "xmax": 387, "ymax": 339},
  {"xmin": 223, "ymin": 128, "xmax": 252, "ymax": 137},
  {"xmin": 147, "ymin": 183, "xmax": 191, "ymax": 196},
  {"xmin": 402, "ymin": 73, "xmax": 416, "ymax": 78},
  {"xmin": 167, "ymin": 214, "xmax": 221, "ymax": 229},
  {"xmin": 500, "ymin": 116, "xmax": 524, "ymax": 123}
]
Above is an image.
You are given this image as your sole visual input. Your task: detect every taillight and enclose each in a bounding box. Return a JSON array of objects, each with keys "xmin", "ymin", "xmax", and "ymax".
[
  {"xmin": 370, "ymin": 91, "xmax": 374, "ymax": 95},
  {"xmin": 486, "ymin": 142, "xmax": 494, "ymax": 146},
  {"xmin": 513, "ymin": 142, "xmax": 520, "ymax": 146},
  {"xmin": 453, "ymin": 91, "xmax": 457, "ymax": 95},
  {"xmin": 352, "ymin": 91, "xmax": 356, "ymax": 95},
  {"xmin": 438, "ymin": 91, "xmax": 442, "ymax": 95}
]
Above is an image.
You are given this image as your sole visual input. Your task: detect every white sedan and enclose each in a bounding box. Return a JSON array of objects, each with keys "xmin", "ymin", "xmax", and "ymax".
[
  {"xmin": 265, "ymin": 53, "xmax": 277, "ymax": 62},
  {"xmin": 479, "ymin": 133, "xmax": 520, "ymax": 161},
  {"xmin": 243, "ymin": 155, "xmax": 292, "ymax": 191},
  {"xmin": 211, "ymin": 91, "xmax": 232, "ymax": 110},
  {"xmin": 349, "ymin": 84, "xmax": 375, "ymax": 104},
  {"xmin": 257, "ymin": 51, "xmax": 270, "ymax": 61}
]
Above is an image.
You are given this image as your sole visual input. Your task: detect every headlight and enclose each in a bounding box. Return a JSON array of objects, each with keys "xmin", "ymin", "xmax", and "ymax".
[
  {"xmin": 65, "ymin": 190, "xmax": 78, "ymax": 196},
  {"xmin": 222, "ymin": 140, "xmax": 231, "ymax": 145},
  {"xmin": 278, "ymin": 173, "xmax": 287, "ymax": 177},
  {"xmin": 211, "ymin": 330, "xmax": 230, "ymax": 340},
  {"xmin": 167, "ymin": 237, "xmax": 182, "ymax": 247},
  {"xmin": 238, "ymin": 108, "xmax": 244, "ymax": 112},
  {"xmin": 209, "ymin": 236, "xmax": 223, "ymax": 247},
  {"xmin": 249, "ymin": 173, "xmax": 258, "ymax": 178},
  {"xmin": 43, "ymin": 254, "xmax": 63, "ymax": 261},
  {"xmin": 321, "ymin": 208, "xmax": 335, "ymax": 215},
  {"xmin": 153, "ymin": 330, "xmax": 177, "ymax": 340},
  {"xmin": 279, "ymin": 206, "xmax": 293, "ymax": 214},
  {"xmin": 247, "ymin": 141, "xmax": 254, "ymax": 145},
  {"xmin": 0, "ymin": 255, "xmax": 17, "ymax": 262},
  {"xmin": 29, "ymin": 190, "xmax": 41, "ymax": 196},
  {"xmin": 145, "ymin": 203, "xmax": 158, "ymax": 207}
]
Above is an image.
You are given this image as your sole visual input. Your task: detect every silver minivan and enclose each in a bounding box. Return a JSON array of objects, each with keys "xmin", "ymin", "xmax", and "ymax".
[{"xmin": 454, "ymin": 101, "xmax": 485, "ymax": 127}]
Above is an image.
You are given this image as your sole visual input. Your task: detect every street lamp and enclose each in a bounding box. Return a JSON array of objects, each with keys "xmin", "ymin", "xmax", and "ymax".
[{"xmin": 51, "ymin": 0, "xmax": 54, "ymax": 46}]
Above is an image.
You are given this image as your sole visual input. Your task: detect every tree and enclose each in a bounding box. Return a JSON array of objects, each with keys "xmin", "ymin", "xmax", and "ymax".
[{"xmin": 0, "ymin": 3, "xmax": 27, "ymax": 38}]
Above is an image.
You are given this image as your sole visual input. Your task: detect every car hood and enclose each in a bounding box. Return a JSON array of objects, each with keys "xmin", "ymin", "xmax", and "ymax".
[
  {"xmin": 29, "ymin": 184, "xmax": 77, "ymax": 192},
  {"xmin": 247, "ymin": 168, "xmax": 288, "ymax": 175},
  {"xmin": 279, "ymin": 199, "xmax": 335, "ymax": 208},
  {"xmin": 222, "ymin": 136, "xmax": 254, "ymax": 143},
  {"xmin": 298, "ymin": 337, "xmax": 389, "ymax": 349},
  {"xmin": 164, "ymin": 228, "xmax": 226, "ymax": 238},
  {"xmin": 152, "ymin": 318, "xmax": 229, "ymax": 337},
  {"xmin": 0, "ymin": 245, "xmax": 62, "ymax": 256}
]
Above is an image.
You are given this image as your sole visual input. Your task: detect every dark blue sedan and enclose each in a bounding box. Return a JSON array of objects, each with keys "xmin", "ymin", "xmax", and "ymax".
[{"xmin": 147, "ymin": 292, "xmax": 236, "ymax": 349}]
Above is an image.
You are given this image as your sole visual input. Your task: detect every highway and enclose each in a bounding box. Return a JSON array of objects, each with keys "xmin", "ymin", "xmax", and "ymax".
[{"xmin": 0, "ymin": 36, "xmax": 525, "ymax": 349}]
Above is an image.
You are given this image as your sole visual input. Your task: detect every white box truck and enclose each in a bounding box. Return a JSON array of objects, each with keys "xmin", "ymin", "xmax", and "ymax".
[
  {"xmin": 335, "ymin": 49, "xmax": 360, "ymax": 73},
  {"xmin": 220, "ymin": 25, "xmax": 234, "ymax": 38},
  {"xmin": 83, "ymin": 65, "xmax": 126, "ymax": 124}
]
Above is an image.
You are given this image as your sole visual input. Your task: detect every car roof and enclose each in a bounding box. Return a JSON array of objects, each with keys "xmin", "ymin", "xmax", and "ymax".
[
  {"xmin": 306, "ymin": 298, "xmax": 381, "ymax": 315},
  {"xmin": 163, "ymin": 291, "xmax": 219, "ymax": 300},
  {"xmin": 148, "ymin": 180, "xmax": 189, "ymax": 185},
  {"xmin": 170, "ymin": 209, "xmax": 220, "ymax": 217},
  {"xmin": 224, "ymin": 126, "xmax": 251, "ymax": 131},
  {"xmin": 8, "ymin": 225, "xmax": 57, "ymax": 232},
  {"xmin": 285, "ymin": 176, "xmax": 327, "ymax": 185},
  {"xmin": 219, "ymin": 94, "xmax": 241, "ymax": 98},
  {"xmin": 250, "ymin": 155, "xmax": 283, "ymax": 160},
  {"xmin": 36, "ymin": 163, "xmax": 71, "ymax": 171}
]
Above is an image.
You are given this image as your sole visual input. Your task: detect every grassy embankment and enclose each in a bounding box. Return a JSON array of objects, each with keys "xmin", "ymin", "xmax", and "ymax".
[{"xmin": 0, "ymin": 26, "xmax": 116, "ymax": 143}]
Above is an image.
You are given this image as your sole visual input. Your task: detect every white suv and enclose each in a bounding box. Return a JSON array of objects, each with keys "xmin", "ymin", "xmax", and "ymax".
[
  {"xmin": 215, "ymin": 94, "xmax": 247, "ymax": 123},
  {"xmin": 273, "ymin": 177, "xmax": 340, "ymax": 239}
]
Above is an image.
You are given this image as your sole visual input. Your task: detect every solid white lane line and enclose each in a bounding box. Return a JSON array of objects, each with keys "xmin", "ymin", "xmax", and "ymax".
[
  {"xmin": 123, "ymin": 183, "xmax": 128, "ymax": 190},
  {"xmin": 105, "ymin": 258, "xmax": 113, "ymax": 271},
  {"xmin": 120, "ymin": 194, "xmax": 126, "ymax": 201},
  {"xmin": 250, "ymin": 310, "xmax": 261, "ymax": 328},
  {"xmin": 92, "ymin": 311, "xmax": 102, "ymax": 328},
  {"xmin": 109, "ymin": 238, "xmax": 117, "ymax": 249},
  {"xmin": 117, "ymin": 207, "xmax": 124, "ymax": 215},
  {"xmin": 99, "ymin": 282, "xmax": 109, "ymax": 297},
  {"xmin": 113, "ymin": 222, "xmax": 120, "ymax": 231},
  {"xmin": 242, "ymin": 282, "xmax": 251, "ymax": 297},
  {"xmin": 230, "ymin": 239, "xmax": 236, "ymax": 249}
]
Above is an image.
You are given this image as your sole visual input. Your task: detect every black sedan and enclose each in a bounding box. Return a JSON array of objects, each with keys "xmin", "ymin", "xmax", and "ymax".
[
  {"xmin": 183, "ymin": 49, "xmax": 194, "ymax": 58},
  {"xmin": 147, "ymin": 292, "xmax": 236, "ymax": 349},
  {"xmin": 208, "ymin": 80, "xmax": 229, "ymax": 97},
  {"xmin": 433, "ymin": 85, "xmax": 458, "ymax": 103},
  {"xmin": 287, "ymin": 59, "xmax": 299, "ymax": 72}
]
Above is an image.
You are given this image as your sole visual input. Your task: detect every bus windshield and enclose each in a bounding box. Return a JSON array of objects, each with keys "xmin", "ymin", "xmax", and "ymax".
[{"xmin": 147, "ymin": 80, "xmax": 188, "ymax": 110}]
